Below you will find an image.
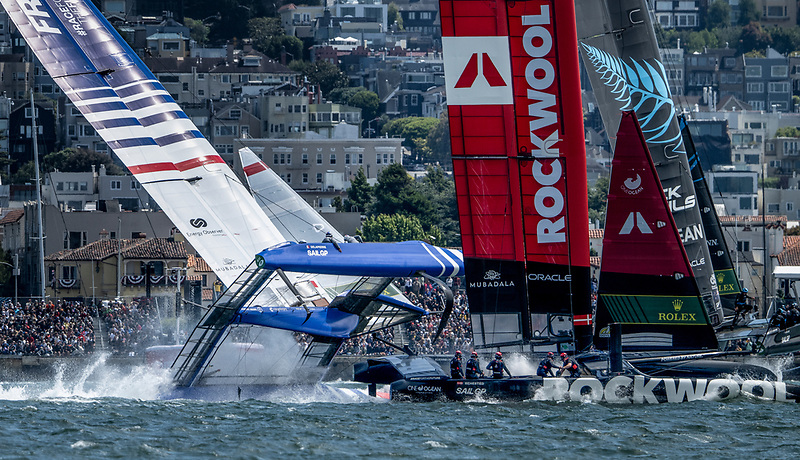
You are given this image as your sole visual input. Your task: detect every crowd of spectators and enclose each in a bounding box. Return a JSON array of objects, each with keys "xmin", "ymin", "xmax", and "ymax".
[
  {"xmin": 99, "ymin": 299, "xmax": 162, "ymax": 355},
  {"xmin": 338, "ymin": 277, "xmax": 473, "ymax": 356},
  {"xmin": 0, "ymin": 299, "xmax": 95, "ymax": 356}
]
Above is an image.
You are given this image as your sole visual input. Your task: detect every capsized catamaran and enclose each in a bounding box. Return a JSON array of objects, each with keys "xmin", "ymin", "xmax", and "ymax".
[
  {"xmin": 0, "ymin": 0, "xmax": 463, "ymax": 397},
  {"xmin": 576, "ymin": 0, "xmax": 723, "ymax": 326}
]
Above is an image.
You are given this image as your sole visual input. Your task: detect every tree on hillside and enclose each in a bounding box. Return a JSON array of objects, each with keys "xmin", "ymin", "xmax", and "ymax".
[
  {"xmin": 737, "ymin": 0, "xmax": 761, "ymax": 26},
  {"xmin": 738, "ymin": 22, "xmax": 772, "ymax": 54},
  {"xmin": 387, "ymin": 2, "xmax": 403, "ymax": 30},
  {"xmin": 418, "ymin": 166, "xmax": 459, "ymax": 246},
  {"xmin": 426, "ymin": 115, "xmax": 451, "ymax": 165},
  {"xmin": 43, "ymin": 148, "xmax": 124, "ymax": 175},
  {"xmin": 776, "ymin": 127, "xmax": 800, "ymax": 137},
  {"xmin": 381, "ymin": 117, "xmax": 440, "ymax": 162},
  {"xmin": 588, "ymin": 176, "xmax": 609, "ymax": 227},
  {"xmin": 370, "ymin": 163, "xmax": 435, "ymax": 227},
  {"xmin": 345, "ymin": 167, "xmax": 373, "ymax": 213},
  {"xmin": 290, "ymin": 60, "xmax": 349, "ymax": 96},
  {"xmin": 359, "ymin": 214, "xmax": 441, "ymax": 243},
  {"xmin": 184, "ymin": 17, "xmax": 210, "ymax": 45},
  {"xmin": 706, "ymin": 0, "xmax": 731, "ymax": 29},
  {"xmin": 247, "ymin": 17, "xmax": 302, "ymax": 62}
]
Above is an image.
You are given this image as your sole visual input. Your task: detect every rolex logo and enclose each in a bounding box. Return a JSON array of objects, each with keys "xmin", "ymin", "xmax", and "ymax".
[
  {"xmin": 716, "ymin": 273, "xmax": 725, "ymax": 284},
  {"xmin": 672, "ymin": 299, "xmax": 683, "ymax": 311}
]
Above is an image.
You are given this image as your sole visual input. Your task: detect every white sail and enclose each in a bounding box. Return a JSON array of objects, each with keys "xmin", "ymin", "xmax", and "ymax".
[
  {"xmin": 239, "ymin": 147, "xmax": 344, "ymax": 244},
  {"xmin": 0, "ymin": 0, "xmax": 285, "ymax": 286}
]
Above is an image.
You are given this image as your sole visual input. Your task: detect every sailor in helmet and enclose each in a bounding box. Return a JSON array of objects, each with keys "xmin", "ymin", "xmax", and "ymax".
[
  {"xmin": 465, "ymin": 351, "xmax": 484, "ymax": 379},
  {"xmin": 486, "ymin": 352, "xmax": 512, "ymax": 379},
  {"xmin": 537, "ymin": 351, "xmax": 556, "ymax": 377},
  {"xmin": 557, "ymin": 353, "xmax": 581, "ymax": 378},
  {"xmin": 732, "ymin": 287, "xmax": 754, "ymax": 328},
  {"xmin": 450, "ymin": 350, "xmax": 464, "ymax": 379}
]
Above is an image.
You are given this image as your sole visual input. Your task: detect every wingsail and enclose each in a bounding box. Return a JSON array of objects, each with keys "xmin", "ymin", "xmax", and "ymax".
[
  {"xmin": 596, "ymin": 112, "xmax": 718, "ymax": 351},
  {"xmin": 239, "ymin": 147, "xmax": 344, "ymax": 244},
  {"xmin": 0, "ymin": 0, "xmax": 284, "ymax": 286},
  {"xmin": 679, "ymin": 116, "xmax": 742, "ymax": 317},
  {"xmin": 440, "ymin": 0, "xmax": 592, "ymax": 351},
  {"xmin": 575, "ymin": 0, "xmax": 723, "ymax": 326}
]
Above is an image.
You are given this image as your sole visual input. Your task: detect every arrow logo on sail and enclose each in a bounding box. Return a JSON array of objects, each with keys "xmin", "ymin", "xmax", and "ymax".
[
  {"xmin": 455, "ymin": 53, "xmax": 508, "ymax": 88},
  {"xmin": 620, "ymin": 212, "xmax": 653, "ymax": 235}
]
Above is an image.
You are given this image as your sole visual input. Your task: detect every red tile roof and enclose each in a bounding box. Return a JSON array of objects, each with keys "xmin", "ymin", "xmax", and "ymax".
[
  {"xmin": 588, "ymin": 229, "xmax": 604, "ymax": 239},
  {"xmin": 718, "ymin": 215, "xmax": 787, "ymax": 223},
  {"xmin": 188, "ymin": 254, "xmax": 213, "ymax": 272},
  {"xmin": 46, "ymin": 238, "xmax": 187, "ymax": 261},
  {"xmin": 0, "ymin": 209, "xmax": 24, "ymax": 225}
]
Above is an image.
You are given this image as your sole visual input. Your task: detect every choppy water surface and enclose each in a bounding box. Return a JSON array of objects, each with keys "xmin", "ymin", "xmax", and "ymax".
[{"xmin": 1, "ymin": 360, "xmax": 800, "ymax": 459}]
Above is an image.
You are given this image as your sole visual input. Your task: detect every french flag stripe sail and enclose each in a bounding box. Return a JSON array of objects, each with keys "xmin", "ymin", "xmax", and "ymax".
[{"xmin": 1, "ymin": 0, "xmax": 287, "ymax": 285}]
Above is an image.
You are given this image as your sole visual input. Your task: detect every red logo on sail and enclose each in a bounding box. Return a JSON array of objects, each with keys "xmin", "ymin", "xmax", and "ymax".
[{"xmin": 455, "ymin": 53, "xmax": 508, "ymax": 88}]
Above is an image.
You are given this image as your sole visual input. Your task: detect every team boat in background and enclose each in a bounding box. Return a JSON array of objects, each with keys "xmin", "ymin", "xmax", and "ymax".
[
  {"xmin": 352, "ymin": 0, "xmax": 800, "ymax": 402},
  {"xmin": 1, "ymin": 0, "xmax": 466, "ymax": 400}
]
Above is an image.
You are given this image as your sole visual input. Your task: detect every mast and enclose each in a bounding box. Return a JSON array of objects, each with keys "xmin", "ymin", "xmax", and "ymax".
[
  {"xmin": 30, "ymin": 90, "xmax": 45, "ymax": 300},
  {"xmin": 679, "ymin": 116, "xmax": 742, "ymax": 317}
]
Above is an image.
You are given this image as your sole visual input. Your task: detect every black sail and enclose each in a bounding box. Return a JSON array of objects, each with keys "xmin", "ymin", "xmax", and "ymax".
[{"xmin": 575, "ymin": 0, "xmax": 723, "ymax": 326}]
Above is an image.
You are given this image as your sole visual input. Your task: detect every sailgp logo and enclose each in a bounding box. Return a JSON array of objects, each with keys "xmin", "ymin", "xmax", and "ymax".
[
  {"xmin": 442, "ymin": 36, "xmax": 513, "ymax": 105},
  {"xmin": 620, "ymin": 212, "xmax": 662, "ymax": 235},
  {"xmin": 455, "ymin": 53, "xmax": 507, "ymax": 88},
  {"xmin": 622, "ymin": 175, "xmax": 643, "ymax": 195}
]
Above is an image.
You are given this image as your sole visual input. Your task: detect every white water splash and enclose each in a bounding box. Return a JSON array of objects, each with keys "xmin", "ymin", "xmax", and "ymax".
[{"xmin": 0, "ymin": 353, "xmax": 173, "ymax": 401}]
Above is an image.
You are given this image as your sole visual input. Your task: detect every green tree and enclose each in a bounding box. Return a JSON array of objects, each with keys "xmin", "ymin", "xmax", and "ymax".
[
  {"xmin": 290, "ymin": 60, "xmax": 349, "ymax": 96},
  {"xmin": 706, "ymin": 0, "xmax": 731, "ymax": 29},
  {"xmin": 184, "ymin": 17, "xmax": 210, "ymax": 45},
  {"xmin": 247, "ymin": 17, "xmax": 302, "ymax": 61},
  {"xmin": 345, "ymin": 166, "xmax": 373, "ymax": 213},
  {"xmin": 426, "ymin": 114, "xmax": 452, "ymax": 165},
  {"xmin": 9, "ymin": 161, "xmax": 36, "ymax": 185},
  {"xmin": 768, "ymin": 26, "xmax": 800, "ymax": 56},
  {"xmin": 737, "ymin": 0, "xmax": 761, "ymax": 26},
  {"xmin": 370, "ymin": 163, "xmax": 435, "ymax": 226},
  {"xmin": 776, "ymin": 127, "xmax": 800, "ymax": 137},
  {"xmin": 418, "ymin": 166, "xmax": 459, "ymax": 246},
  {"xmin": 738, "ymin": 23, "xmax": 771, "ymax": 54},
  {"xmin": 332, "ymin": 195, "xmax": 345, "ymax": 212},
  {"xmin": 348, "ymin": 90, "xmax": 380, "ymax": 125},
  {"xmin": 359, "ymin": 214, "xmax": 441, "ymax": 243},
  {"xmin": 382, "ymin": 117, "xmax": 440, "ymax": 162},
  {"xmin": 588, "ymin": 176, "xmax": 609, "ymax": 227},
  {"xmin": 387, "ymin": 2, "xmax": 403, "ymax": 30},
  {"xmin": 43, "ymin": 148, "xmax": 124, "ymax": 175}
]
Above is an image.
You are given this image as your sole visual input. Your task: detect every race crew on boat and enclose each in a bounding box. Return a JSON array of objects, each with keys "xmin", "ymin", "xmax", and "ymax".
[
  {"xmin": 486, "ymin": 352, "xmax": 512, "ymax": 379},
  {"xmin": 450, "ymin": 350, "xmax": 464, "ymax": 379},
  {"xmin": 537, "ymin": 352, "xmax": 557, "ymax": 377},
  {"xmin": 465, "ymin": 351, "xmax": 483, "ymax": 379},
  {"xmin": 557, "ymin": 353, "xmax": 581, "ymax": 378}
]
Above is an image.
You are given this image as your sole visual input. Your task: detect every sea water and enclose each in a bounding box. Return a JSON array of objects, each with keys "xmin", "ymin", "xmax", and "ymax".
[{"xmin": 1, "ymin": 358, "xmax": 800, "ymax": 459}]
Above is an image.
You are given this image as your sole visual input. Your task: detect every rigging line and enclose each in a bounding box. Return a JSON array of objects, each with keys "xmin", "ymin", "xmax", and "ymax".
[{"xmin": 249, "ymin": 189, "xmax": 308, "ymax": 242}]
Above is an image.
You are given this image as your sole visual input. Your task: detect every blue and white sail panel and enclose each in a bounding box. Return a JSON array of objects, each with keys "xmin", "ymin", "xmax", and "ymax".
[
  {"xmin": 255, "ymin": 241, "xmax": 464, "ymax": 278},
  {"xmin": 1, "ymin": 0, "xmax": 286, "ymax": 285},
  {"xmin": 239, "ymin": 147, "xmax": 344, "ymax": 244}
]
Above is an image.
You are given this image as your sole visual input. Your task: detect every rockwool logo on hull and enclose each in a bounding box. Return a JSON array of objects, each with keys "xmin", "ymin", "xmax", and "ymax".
[{"xmin": 538, "ymin": 376, "xmax": 793, "ymax": 403}]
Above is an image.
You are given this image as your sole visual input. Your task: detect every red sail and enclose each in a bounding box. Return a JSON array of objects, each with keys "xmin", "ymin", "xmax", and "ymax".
[
  {"xmin": 441, "ymin": 0, "xmax": 591, "ymax": 350},
  {"xmin": 603, "ymin": 112, "xmax": 693, "ymax": 278},
  {"xmin": 596, "ymin": 112, "xmax": 717, "ymax": 351}
]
